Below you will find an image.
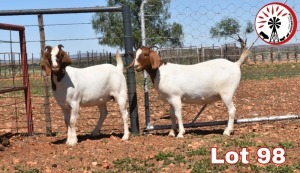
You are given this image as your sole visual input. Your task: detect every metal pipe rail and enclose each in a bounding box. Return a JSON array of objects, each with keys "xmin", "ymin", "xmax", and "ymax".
[{"xmin": 144, "ymin": 115, "xmax": 300, "ymax": 131}]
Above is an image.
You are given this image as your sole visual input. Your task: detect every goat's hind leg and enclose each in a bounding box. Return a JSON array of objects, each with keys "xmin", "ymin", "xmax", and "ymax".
[
  {"xmin": 221, "ymin": 94, "xmax": 236, "ymax": 136},
  {"xmin": 91, "ymin": 104, "xmax": 108, "ymax": 136},
  {"xmin": 116, "ymin": 96, "xmax": 130, "ymax": 140},
  {"xmin": 169, "ymin": 97, "xmax": 185, "ymax": 138},
  {"xmin": 61, "ymin": 108, "xmax": 71, "ymax": 144},
  {"xmin": 168, "ymin": 105, "xmax": 176, "ymax": 137}
]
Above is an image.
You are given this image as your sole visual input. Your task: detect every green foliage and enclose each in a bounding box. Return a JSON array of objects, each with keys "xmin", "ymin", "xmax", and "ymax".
[
  {"xmin": 210, "ymin": 17, "xmax": 253, "ymax": 49},
  {"xmin": 92, "ymin": 0, "xmax": 184, "ymax": 49},
  {"xmin": 210, "ymin": 17, "xmax": 241, "ymax": 39}
]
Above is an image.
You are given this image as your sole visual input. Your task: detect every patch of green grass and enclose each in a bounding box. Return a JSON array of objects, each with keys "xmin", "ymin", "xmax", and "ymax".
[
  {"xmin": 191, "ymin": 158, "xmax": 228, "ymax": 173},
  {"xmin": 14, "ymin": 165, "xmax": 40, "ymax": 173},
  {"xmin": 240, "ymin": 132, "xmax": 256, "ymax": 139},
  {"xmin": 113, "ymin": 157, "xmax": 153, "ymax": 172},
  {"xmin": 212, "ymin": 135, "xmax": 224, "ymax": 143},
  {"xmin": 155, "ymin": 152, "xmax": 186, "ymax": 165},
  {"xmin": 241, "ymin": 63, "xmax": 300, "ymax": 81},
  {"xmin": 186, "ymin": 146, "xmax": 208, "ymax": 157},
  {"xmin": 278, "ymin": 141, "xmax": 295, "ymax": 149},
  {"xmin": 264, "ymin": 165, "xmax": 294, "ymax": 173},
  {"xmin": 225, "ymin": 138, "xmax": 256, "ymax": 148}
]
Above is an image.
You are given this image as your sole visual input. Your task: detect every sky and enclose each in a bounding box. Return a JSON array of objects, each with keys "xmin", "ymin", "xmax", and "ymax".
[
  {"xmin": 0, "ymin": 0, "xmax": 299, "ymax": 58},
  {"xmin": 0, "ymin": 0, "xmax": 108, "ymax": 56}
]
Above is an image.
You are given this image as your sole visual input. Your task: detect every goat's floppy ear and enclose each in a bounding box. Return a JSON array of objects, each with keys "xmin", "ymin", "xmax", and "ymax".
[
  {"xmin": 40, "ymin": 54, "xmax": 51, "ymax": 76},
  {"xmin": 149, "ymin": 50, "xmax": 161, "ymax": 69},
  {"xmin": 61, "ymin": 51, "xmax": 72, "ymax": 67}
]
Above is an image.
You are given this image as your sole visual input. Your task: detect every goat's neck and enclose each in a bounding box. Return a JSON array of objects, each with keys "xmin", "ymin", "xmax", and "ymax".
[
  {"xmin": 144, "ymin": 67, "xmax": 158, "ymax": 85},
  {"xmin": 144, "ymin": 60, "xmax": 166, "ymax": 85},
  {"xmin": 51, "ymin": 69, "xmax": 66, "ymax": 91}
]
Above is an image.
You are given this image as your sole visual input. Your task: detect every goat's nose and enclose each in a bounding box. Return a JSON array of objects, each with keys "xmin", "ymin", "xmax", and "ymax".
[{"xmin": 52, "ymin": 64, "xmax": 58, "ymax": 69}]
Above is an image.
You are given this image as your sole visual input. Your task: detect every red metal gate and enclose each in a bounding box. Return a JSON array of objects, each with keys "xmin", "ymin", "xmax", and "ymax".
[{"xmin": 0, "ymin": 23, "xmax": 33, "ymax": 135}]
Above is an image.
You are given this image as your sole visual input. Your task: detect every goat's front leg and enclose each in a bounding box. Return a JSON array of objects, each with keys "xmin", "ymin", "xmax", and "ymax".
[
  {"xmin": 66, "ymin": 104, "xmax": 80, "ymax": 146},
  {"xmin": 91, "ymin": 104, "xmax": 108, "ymax": 136},
  {"xmin": 168, "ymin": 105, "xmax": 176, "ymax": 137},
  {"xmin": 169, "ymin": 97, "xmax": 185, "ymax": 138},
  {"xmin": 61, "ymin": 108, "xmax": 71, "ymax": 134}
]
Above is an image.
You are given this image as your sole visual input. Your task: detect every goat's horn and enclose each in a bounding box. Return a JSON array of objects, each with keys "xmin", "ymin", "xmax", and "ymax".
[
  {"xmin": 45, "ymin": 45, "xmax": 52, "ymax": 52},
  {"xmin": 58, "ymin": 44, "xmax": 64, "ymax": 50},
  {"xmin": 150, "ymin": 45, "xmax": 159, "ymax": 49},
  {"xmin": 126, "ymin": 57, "xmax": 136, "ymax": 69},
  {"xmin": 45, "ymin": 45, "xmax": 52, "ymax": 50}
]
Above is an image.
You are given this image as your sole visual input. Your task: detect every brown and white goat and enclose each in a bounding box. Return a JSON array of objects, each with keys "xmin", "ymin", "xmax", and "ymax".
[
  {"xmin": 129, "ymin": 46, "xmax": 250, "ymax": 138},
  {"xmin": 41, "ymin": 44, "xmax": 129, "ymax": 146}
]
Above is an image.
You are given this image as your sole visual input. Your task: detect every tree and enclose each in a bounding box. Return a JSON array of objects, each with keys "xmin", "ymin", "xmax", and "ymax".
[
  {"xmin": 92, "ymin": 0, "xmax": 184, "ymax": 49},
  {"xmin": 210, "ymin": 17, "xmax": 253, "ymax": 50}
]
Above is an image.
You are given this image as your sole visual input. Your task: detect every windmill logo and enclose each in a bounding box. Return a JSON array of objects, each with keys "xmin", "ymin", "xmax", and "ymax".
[{"xmin": 255, "ymin": 2, "xmax": 297, "ymax": 45}]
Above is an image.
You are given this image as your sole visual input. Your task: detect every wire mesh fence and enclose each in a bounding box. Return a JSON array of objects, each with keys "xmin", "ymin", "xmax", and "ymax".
[{"xmin": 139, "ymin": 0, "xmax": 300, "ymax": 132}]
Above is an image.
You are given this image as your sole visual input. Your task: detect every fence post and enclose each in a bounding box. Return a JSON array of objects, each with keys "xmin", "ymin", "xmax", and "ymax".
[
  {"xmin": 32, "ymin": 53, "xmax": 34, "ymax": 75},
  {"xmin": 196, "ymin": 47, "xmax": 200, "ymax": 63},
  {"xmin": 252, "ymin": 48, "xmax": 255, "ymax": 64},
  {"xmin": 109, "ymin": 52, "xmax": 112, "ymax": 64},
  {"xmin": 295, "ymin": 47, "xmax": 298, "ymax": 62},
  {"xmin": 4, "ymin": 54, "xmax": 6, "ymax": 77},
  {"xmin": 270, "ymin": 48, "xmax": 274, "ymax": 63},
  {"xmin": 201, "ymin": 45, "xmax": 204, "ymax": 62},
  {"xmin": 0, "ymin": 57, "xmax": 1, "ymax": 76},
  {"xmin": 286, "ymin": 47, "xmax": 289, "ymax": 62},
  {"xmin": 122, "ymin": 5, "xmax": 139, "ymax": 135},
  {"xmin": 38, "ymin": 14, "xmax": 52, "ymax": 135}
]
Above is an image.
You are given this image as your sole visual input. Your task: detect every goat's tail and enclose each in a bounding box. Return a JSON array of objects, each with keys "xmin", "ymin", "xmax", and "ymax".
[
  {"xmin": 116, "ymin": 49, "xmax": 124, "ymax": 72},
  {"xmin": 236, "ymin": 49, "xmax": 251, "ymax": 66}
]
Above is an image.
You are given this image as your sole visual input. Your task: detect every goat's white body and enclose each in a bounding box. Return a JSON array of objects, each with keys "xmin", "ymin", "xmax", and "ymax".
[
  {"xmin": 134, "ymin": 47, "xmax": 248, "ymax": 138},
  {"xmin": 53, "ymin": 65, "xmax": 127, "ymax": 108},
  {"xmin": 155, "ymin": 59, "xmax": 241, "ymax": 104},
  {"xmin": 52, "ymin": 63, "xmax": 129, "ymax": 146},
  {"xmin": 154, "ymin": 59, "xmax": 242, "ymax": 137}
]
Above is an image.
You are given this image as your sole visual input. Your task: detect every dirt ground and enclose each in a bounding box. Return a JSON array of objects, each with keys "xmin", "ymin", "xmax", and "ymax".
[{"xmin": 1, "ymin": 76, "xmax": 300, "ymax": 172}]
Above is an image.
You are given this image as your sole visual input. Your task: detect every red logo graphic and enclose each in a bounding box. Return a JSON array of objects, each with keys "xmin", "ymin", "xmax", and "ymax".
[{"xmin": 255, "ymin": 2, "xmax": 297, "ymax": 45}]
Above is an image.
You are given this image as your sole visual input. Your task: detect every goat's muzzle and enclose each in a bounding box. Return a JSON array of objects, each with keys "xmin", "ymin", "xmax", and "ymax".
[
  {"xmin": 51, "ymin": 66, "xmax": 59, "ymax": 74},
  {"xmin": 135, "ymin": 66, "xmax": 143, "ymax": 72},
  {"xmin": 126, "ymin": 57, "xmax": 136, "ymax": 69}
]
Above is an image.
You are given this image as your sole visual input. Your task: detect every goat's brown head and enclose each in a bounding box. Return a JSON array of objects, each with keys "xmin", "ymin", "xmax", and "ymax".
[
  {"xmin": 127, "ymin": 46, "xmax": 163, "ymax": 72},
  {"xmin": 41, "ymin": 44, "xmax": 72, "ymax": 76}
]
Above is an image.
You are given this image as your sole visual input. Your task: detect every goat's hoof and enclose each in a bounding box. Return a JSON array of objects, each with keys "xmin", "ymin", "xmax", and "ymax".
[
  {"xmin": 168, "ymin": 130, "xmax": 176, "ymax": 137},
  {"xmin": 66, "ymin": 138, "xmax": 78, "ymax": 146},
  {"xmin": 121, "ymin": 135, "xmax": 129, "ymax": 141},
  {"xmin": 66, "ymin": 141, "xmax": 77, "ymax": 146},
  {"xmin": 176, "ymin": 134, "xmax": 184, "ymax": 138},
  {"xmin": 223, "ymin": 129, "xmax": 233, "ymax": 136}
]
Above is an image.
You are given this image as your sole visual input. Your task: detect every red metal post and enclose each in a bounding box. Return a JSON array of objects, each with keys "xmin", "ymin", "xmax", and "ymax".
[{"xmin": 20, "ymin": 27, "xmax": 34, "ymax": 135}]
